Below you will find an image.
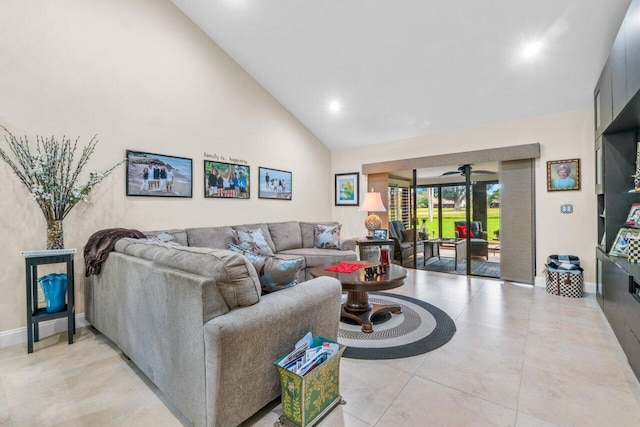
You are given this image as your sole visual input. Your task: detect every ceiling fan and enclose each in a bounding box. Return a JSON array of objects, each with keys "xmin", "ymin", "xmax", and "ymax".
[{"xmin": 441, "ymin": 164, "xmax": 496, "ymax": 176}]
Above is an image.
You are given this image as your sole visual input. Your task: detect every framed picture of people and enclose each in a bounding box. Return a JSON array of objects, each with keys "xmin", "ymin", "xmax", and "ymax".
[
  {"xmin": 126, "ymin": 150, "xmax": 193, "ymax": 198},
  {"xmin": 204, "ymin": 160, "xmax": 250, "ymax": 199},
  {"xmin": 610, "ymin": 227, "xmax": 640, "ymax": 257},
  {"xmin": 258, "ymin": 167, "xmax": 292, "ymax": 200},
  {"xmin": 547, "ymin": 159, "xmax": 580, "ymax": 192}
]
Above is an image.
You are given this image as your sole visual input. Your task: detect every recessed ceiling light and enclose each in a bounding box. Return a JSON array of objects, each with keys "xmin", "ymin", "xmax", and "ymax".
[
  {"xmin": 328, "ymin": 100, "xmax": 342, "ymax": 113},
  {"xmin": 523, "ymin": 41, "xmax": 543, "ymax": 57}
]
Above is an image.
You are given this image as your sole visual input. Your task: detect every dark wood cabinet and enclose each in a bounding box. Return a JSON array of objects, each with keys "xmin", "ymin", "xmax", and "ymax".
[
  {"xmin": 611, "ymin": 26, "xmax": 627, "ymax": 119},
  {"xmin": 626, "ymin": 0, "xmax": 640, "ymax": 98},
  {"xmin": 594, "ymin": 62, "xmax": 612, "ymax": 137},
  {"xmin": 595, "ymin": 0, "xmax": 640, "ymax": 382}
]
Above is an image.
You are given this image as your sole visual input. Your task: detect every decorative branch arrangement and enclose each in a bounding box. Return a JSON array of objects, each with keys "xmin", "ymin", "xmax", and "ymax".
[{"xmin": 0, "ymin": 126, "xmax": 122, "ymax": 248}]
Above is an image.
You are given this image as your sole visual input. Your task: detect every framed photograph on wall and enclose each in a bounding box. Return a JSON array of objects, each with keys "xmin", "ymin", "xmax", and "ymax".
[
  {"xmin": 126, "ymin": 150, "xmax": 193, "ymax": 198},
  {"xmin": 547, "ymin": 159, "xmax": 580, "ymax": 192},
  {"xmin": 258, "ymin": 167, "xmax": 292, "ymax": 200},
  {"xmin": 610, "ymin": 227, "xmax": 640, "ymax": 257},
  {"xmin": 204, "ymin": 160, "xmax": 250, "ymax": 199},
  {"xmin": 335, "ymin": 172, "xmax": 359, "ymax": 206}
]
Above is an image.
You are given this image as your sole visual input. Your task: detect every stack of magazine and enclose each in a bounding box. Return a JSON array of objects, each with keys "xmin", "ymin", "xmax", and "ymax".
[{"xmin": 276, "ymin": 332, "xmax": 340, "ymax": 376}]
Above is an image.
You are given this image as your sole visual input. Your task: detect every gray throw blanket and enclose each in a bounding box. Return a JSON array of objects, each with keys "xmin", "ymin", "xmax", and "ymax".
[{"xmin": 84, "ymin": 228, "xmax": 146, "ymax": 276}]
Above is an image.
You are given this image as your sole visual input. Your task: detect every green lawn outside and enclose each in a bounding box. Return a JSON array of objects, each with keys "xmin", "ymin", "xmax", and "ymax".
[{"xmin": 416, "ymin": 207, "xmax": 500, "ymax": 241}]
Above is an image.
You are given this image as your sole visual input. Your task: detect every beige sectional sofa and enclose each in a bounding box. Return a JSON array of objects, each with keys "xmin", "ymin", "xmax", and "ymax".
[{"xmin": 85, "ymin": 221, "xmax": 356, "ymax": 427}]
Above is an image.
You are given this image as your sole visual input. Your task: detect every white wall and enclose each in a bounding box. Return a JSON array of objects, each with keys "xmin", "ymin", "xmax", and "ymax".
[
  {"xmin": 0, "ymin": 0, "xmax": 332, "ymax": 333},
  {"xmin": 332, "ymin": 109, "xmax": 596, "ymax": 282}
]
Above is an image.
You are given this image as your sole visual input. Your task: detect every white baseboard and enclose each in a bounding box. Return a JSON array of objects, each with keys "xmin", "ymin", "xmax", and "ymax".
[
  {"xmin": 0, "ymin": 313, "xmax": 89, "ymax": 350},
  {"xmin": 534, "ymin": 276, "xmax": 595, "ymax": 294}
]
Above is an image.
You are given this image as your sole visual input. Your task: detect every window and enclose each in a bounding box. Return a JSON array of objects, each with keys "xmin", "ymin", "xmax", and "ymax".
[{"xmin": 388, "ymin": 185, "xmax": 411, "ymax": 228}]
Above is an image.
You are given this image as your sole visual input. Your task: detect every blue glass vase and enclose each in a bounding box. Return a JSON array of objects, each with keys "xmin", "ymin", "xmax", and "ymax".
[{"xmin": 37, "ymin": 273, "xmax": 68, "ymax": 313}]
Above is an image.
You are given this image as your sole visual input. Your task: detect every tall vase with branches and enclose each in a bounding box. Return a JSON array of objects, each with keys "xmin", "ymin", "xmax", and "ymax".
[{"xmin": 0, "ymin": 127, "xmax": 122, "ymax": 249}]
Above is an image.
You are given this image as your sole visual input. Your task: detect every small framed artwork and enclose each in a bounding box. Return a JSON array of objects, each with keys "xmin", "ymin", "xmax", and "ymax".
[
  {"xmin": 547, "ymin": 159, "xmax": 580, "ymax": 191},
  {"xmin": 258, "ymin": 167, "xmax": 292, "ymax": 200},
  {"xmin": 126, "ymin": 150, "xmax": 193, "ymax": 198},
  {"xmin": 204, "ymin": 160, "xmax": 250, "ymax": 199},
  {"xmin": 335, "ymin": 172, "xmax": 359, "ymax": 206},
  {"xmin": 373, "ymin": 229, "xmax": 388, "ymax": 240},
  {"xmin": 625, "ymin": 203, "xmax": 640, "ymax": 226},
  {"xmin": 610, "ymin": 227, "xmax": 640, "ymax": 257}
]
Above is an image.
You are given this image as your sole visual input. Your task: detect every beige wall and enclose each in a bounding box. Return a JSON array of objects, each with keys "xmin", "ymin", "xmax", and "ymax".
[
  {"xmin": 332, "ymin": 109, "xmax": 596, "ymax": 282},
  {"xmin": 0, "ymin": 0, "xmax": 332, "ymax": 333}
]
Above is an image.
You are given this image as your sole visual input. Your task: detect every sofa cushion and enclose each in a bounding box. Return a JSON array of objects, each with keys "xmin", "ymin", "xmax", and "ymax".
[
  {"xmin": 232, "ymin": 223, "xmax": 277, "ymax": 254},
  {"xmin": 300, "ymin": 221, "xmax": 341, "ymax": 248},
  {"xmin": 389, "ymin": 221, "xmax": 404, "ymax": 243},
  {"xmin": 115, "ymin": 238, "xmax": 261, "ymax": 309},
  {"xmin": 455, "ymin": 225, "xmax": 475, "ymax": 238},
  {"xmin": 268, "ymin": 221, "xmax": 303, "ymax": 252},
  {"xmin": 314, "ymin": 224, "xmax": 341, "ymax": 249},
  {"xmin": 278, "ymin": 247, "xmax": 357, "ymax": 268},
  {"xmin": 228, "ymin": 244, "xmax": 303, "ymax": 293},
  {"xmin": 401, "ymin": 229, "xmax": 416, "ymax": 242},
  {"xmin": 186, "ymin": 226, "xmax": 235, "ymax": 250},
  {"xmin": 144, "ymin": 229, "xmax": 188, "ymax": 246},
  {"xmin": 233, "ymin": 228, "xmax": 275, "ymax": 256}
]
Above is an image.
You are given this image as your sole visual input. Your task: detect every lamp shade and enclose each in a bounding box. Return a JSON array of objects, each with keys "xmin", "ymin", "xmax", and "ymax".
[{"xmin": 359, "ymin": 192, "xmax": 386, "ymax": 212}]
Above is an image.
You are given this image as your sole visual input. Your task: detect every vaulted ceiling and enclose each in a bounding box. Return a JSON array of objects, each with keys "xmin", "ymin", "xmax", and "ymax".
[{"xmin": 172, "ymin": 0, "xmax": 631, "ymax": 150}]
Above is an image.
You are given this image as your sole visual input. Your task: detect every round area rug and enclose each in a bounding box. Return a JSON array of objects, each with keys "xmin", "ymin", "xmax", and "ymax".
[{"xmin": 339, "ymin": 292, "xmax": 456, "ymax": 360}]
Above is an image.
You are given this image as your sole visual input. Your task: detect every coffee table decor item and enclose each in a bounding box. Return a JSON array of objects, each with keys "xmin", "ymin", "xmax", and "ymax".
[
  {"xmin": 324, "ymin": 262, "xmax": 366, "ymax": 273},
  {"xmin": 0, "ymin": 127, "xmax": 122, "ymax": 249}
]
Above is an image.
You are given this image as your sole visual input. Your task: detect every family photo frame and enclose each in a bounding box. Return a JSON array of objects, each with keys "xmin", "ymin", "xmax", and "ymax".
[
  {"xmin": 625, "ymin": 203, "xmax": 640, "ymax": 227},
  {"xmin": 126, "ymin": 150, "xmax": 193, "ymax": 198},
  {"xmin": 258, "ymin": 167, "xmax": 292, "ymax": 200},
  {"xmin": 204, "ymin": 160, "xmax": 250, "ymax": 199},
  {"xmin": 373, "ymin": 229, "xmax": 388, "ymax": 240},
  {"xmin": 335, "ymin": 172, "xmax": 359, "ymax": 206},
  {"xmin": 547, "ymin": 158, "xmax": 580, "ymax": 192},
  {"xmin": 610, "ymin": 227, "xmax": 640, "ymax": 257}
]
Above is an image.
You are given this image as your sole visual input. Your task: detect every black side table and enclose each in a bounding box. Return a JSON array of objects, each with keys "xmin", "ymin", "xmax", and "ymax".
[{"xmin": 21, "ymin": 249, "xmax": 76, "ymax": 354}]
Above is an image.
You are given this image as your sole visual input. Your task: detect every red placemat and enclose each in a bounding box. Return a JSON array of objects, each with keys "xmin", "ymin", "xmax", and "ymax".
[{"xmin": 324, "ymin": 262, "xmax": 367, "ymax": 273}]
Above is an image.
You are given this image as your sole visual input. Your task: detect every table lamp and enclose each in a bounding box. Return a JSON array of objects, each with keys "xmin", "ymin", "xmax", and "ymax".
[{"xmin": 359, "ymin": 190, "xmax": 386, "ymax": 238}]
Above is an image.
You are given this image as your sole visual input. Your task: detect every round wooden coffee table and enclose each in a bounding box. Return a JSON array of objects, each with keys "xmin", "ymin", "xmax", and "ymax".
[{"xmin": 310, "ymin": 261, "xmax": 408, "ymax": 333}]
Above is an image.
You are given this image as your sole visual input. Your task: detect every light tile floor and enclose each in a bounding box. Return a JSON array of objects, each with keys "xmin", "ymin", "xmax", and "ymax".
[{"xmin": 2, "ymin": 269, "xmax": 640, "ymax": 426}]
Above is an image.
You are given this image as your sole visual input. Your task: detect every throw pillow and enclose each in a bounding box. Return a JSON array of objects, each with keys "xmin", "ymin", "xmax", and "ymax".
[
  {"xmin": 228, "ymin": 244, "xmax": 303, "ymax": 293},
  {"xmin": 401, "ymin": 229, "xmax": 416, "ymax": 242},
  {"xmin": 455, "ymin": 225, "xmax": 475, "ymax": 238},
  {"xmin": 233, "ymin": 228, "xmax": 275, "ymax": 257},
  {"xmin": 314, "ymin": 224, "xmax": 341, "ymax": 249}
]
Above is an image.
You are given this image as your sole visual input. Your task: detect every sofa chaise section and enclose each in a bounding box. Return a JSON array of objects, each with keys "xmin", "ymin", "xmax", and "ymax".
[{"xmin": 85, "ymin": 238, "xmax": 342, "ymax": 427}]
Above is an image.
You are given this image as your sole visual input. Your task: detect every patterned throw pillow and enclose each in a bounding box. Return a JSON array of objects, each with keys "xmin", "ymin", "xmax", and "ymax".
[
  {"xmin": 233, "ymin": 228, "xmax": 274, "ymax": 256},
  {"xmin": 228, "ymin": 244, "xmax": 303, "ymax": 293},
  {"xmin": 314, "ymin": 224, "xmax": 341, "ymax": 249}
]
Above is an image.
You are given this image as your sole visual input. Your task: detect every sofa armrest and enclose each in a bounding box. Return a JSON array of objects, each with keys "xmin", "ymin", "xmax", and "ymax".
[
  {"xmin": 203, "ymin": 277, "xmax": 342, "ymax": 426},
  {"xmin": 480, "ymin": 231, "xmax": 488, "ymax": 240},
  {"xmin": 339, "ymin": 237, "xmax": 356, "ymax": 252}
]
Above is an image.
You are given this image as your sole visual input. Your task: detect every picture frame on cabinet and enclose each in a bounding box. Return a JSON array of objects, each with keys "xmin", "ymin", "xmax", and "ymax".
[
  {"xmin": 610, "ymin": 228, "xmax": 640, "ymax": 258},
  {"xmin": 547, "ymin": 159, "xmax": 580, "ymax": 192},
  {"xmin": 625, "ymin": 203, "xmax": 640, "ymax": 227}
]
